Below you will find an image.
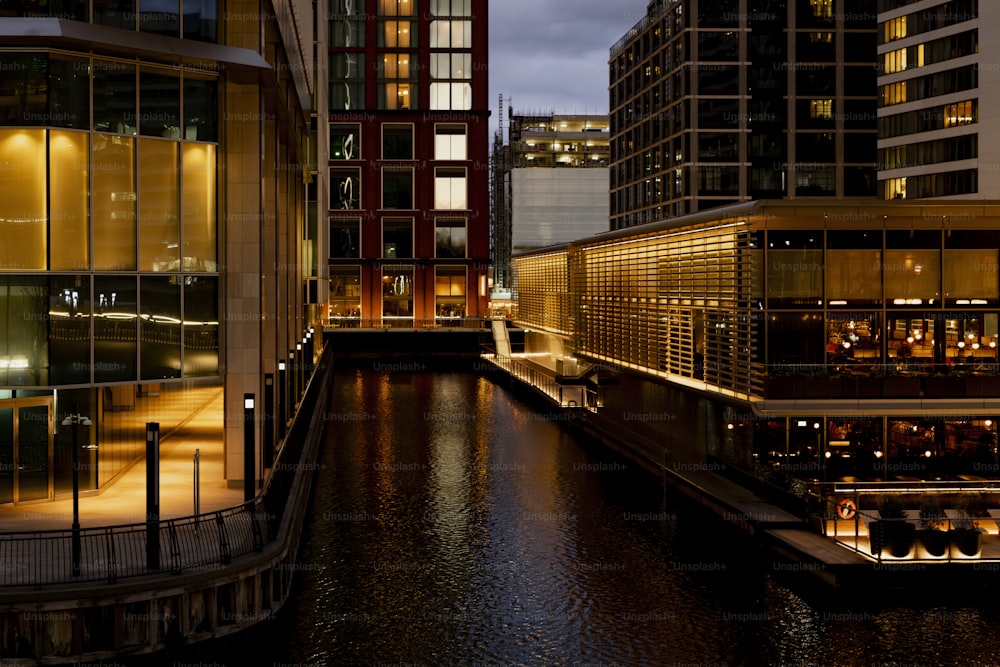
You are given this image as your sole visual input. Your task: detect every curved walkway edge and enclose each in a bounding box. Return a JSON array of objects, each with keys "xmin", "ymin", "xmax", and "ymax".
[{"xmin": 0, "ymin": 344, "xmax": 333, "ymax": 664}]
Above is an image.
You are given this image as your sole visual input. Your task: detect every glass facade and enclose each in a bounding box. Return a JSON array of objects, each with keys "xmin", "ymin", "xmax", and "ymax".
[
  {"xmin": 514, "ymin": 202, "xmax": 1000, "ymax": 400},
  {"xmin": 0, "ymin": 49, "xmax": 220, "ymax": 505},
  {"xmin": 513, "ymin": 201, "xmax": 1000, "ymax": 488}
]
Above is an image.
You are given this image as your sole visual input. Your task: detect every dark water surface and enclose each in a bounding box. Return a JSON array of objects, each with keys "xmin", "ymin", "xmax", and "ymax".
[{"xmin": 132, "ymin": 365, "xmax": 1000, "ymax": 666}]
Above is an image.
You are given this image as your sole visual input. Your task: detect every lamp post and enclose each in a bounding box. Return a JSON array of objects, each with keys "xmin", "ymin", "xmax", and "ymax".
[
  {"xmin": 244, "ymin": 394, "xmax": 255, "ymax": 503},
  {"xmin": 296, "ymin": 342, "xmax": 303, "ymax": 400},
  {"xmin": 61, "ymin": 407, "xmax": 91, "ymax": 578},
  {"xmin": 289, "ymin": 349, "xmax": 296, "ymax": 411},
  {"xmin": 277, "ymin": 360, "xmax": 287, "ymax": 439}
]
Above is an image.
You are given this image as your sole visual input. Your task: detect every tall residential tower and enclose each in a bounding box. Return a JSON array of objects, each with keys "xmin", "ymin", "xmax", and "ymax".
[
  {"xmin": 609, "ymin": 0, "xmax": 878, "ymax": 229},
  {"xmin": 877, "ymin": 0, "xmax": 1000, "ymax": 199},
  {"xmin": 327, "ymin": 0, "xmax": 490, "ymax": 323}
]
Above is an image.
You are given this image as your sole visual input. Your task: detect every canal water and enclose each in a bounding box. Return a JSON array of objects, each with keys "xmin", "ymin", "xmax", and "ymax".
[{"xmin": 134, "ymin": 364, "xmax": 1000, "ymax": 667}]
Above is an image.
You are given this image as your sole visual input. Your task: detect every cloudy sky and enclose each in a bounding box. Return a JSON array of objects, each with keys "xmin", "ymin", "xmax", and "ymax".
[{"xmin": 487, "ymin": 0, "xmax": 646, "ymax": 139}]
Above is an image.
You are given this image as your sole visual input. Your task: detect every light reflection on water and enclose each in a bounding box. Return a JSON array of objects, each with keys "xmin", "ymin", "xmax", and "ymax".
[{"xmin": 134, "ymin": 366, "xmax": 1000, "ymax": 667}]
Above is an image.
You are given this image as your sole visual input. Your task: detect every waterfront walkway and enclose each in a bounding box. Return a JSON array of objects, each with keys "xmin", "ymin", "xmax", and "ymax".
[{"xmin": 0, "ymin": 387, "xmax": 238, "ymax": 533}]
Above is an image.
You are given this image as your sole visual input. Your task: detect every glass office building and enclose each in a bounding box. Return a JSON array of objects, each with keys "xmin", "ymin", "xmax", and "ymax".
[{"xmin": 0, "ymin": 0, "xmax": 317, "ymax": 503}]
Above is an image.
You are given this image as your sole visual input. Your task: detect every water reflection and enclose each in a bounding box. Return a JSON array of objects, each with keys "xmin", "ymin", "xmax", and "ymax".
[{"xmin": 131, "ymin": 364, "xmax": 1000, "ymax": 667}]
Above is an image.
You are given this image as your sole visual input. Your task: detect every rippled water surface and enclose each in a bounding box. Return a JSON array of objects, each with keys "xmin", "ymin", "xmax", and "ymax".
[{"xmin": 138, "ymin": 365, "xmax": 1000, "ymax": 666}]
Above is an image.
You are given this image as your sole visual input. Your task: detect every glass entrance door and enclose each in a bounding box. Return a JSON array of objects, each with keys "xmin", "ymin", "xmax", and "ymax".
[
  {"xmin": 0, "ymin": 399, "xmax": 53, "ymax": 505},
  {"xmin": 0, "ymin": 408, "xmax": 12, "ymax": 505},
  {"xmin": 17, "ymin": 404, "xmax": 51, "ymax": 502}
]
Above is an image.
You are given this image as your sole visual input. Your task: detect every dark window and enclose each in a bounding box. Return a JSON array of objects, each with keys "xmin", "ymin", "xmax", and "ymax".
[
  {"xmin": 94, "ymin": 276, "xmax": 137, "ymax": 383},
  {"xmin": 797, "ymin": 133, "xmax": 836, "ymax": 162},
  {"xmin": 139, "ymin": 71, "xmax": 180, "ymax": 137},
  {"xmin": 382, "ymin": 170, "xmax": 413, "ymax": 209},
  {"xmin": 139, "ymin": 0, "xmax": 180, "ymax": 36},
  {"xmin": 767, "ymin": 313, "xmax": 825, "ymax": 366},
  {"xmin": 49, "ymin": 276, "xmax": 91, "ymax": 385},
  {"xmin": 183, "ymin": 276, "xmax": 218, "ymax": 376},
  {"xmin": 698, "ymin": 32, "xmax": 739, "ymax": 61},
  {"xmin": 0, "ymin": 53, "xmax": 47, "ymax": 126},
  {"xmin": 94, "ymin": 0, "xmax": 136, "ymax": 29},
  {"xmin": 183, "ymin": 0, "xmax": 218, "ymax": 41},
  {"xmin": 140, "ymin": 276, "xmax": 181, "ymax": 380},
  {"xmin": 184, "ymin": 77, "xmax": 217, "ymax": 142},
  {"xmin": 330, "ymin": 218, "xmax": 360, "ymax": 258},
  {"xmin": 383, "ymin": 219, "xmax": 413, "ymax": 259},
  {"xmin": 93, "ymin": 61, "xmax": 137, "ymax": 134},
  {"xmin": 382, "ymin": 124, "xmax": 413, "ymax": 159}
]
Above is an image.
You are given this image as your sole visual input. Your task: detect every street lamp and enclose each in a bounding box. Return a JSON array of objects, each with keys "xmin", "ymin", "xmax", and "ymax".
[
  {"xmin": 61, "ymin": 408, "xmax": 91, "ymax": 578},
  {"xmin": 277, "ymin": 360, "xmax": 287, "ymax": 439}
]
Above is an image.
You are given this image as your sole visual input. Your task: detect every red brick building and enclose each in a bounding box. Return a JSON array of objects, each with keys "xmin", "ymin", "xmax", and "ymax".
[{"xmin": 327, "ymin": 0, "xmax": 490, "ymax": 323}]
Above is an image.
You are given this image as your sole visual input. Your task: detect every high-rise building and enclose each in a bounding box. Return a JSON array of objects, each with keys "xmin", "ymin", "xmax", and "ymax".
[
  {"xmin": 491, "ymin": 111, "xmax": 609, "ymax": 291},
  {"xmin": 608, "ymin": 0, "xmax": 878, "ymax": 229},
  {"xmin": 0, "ymin": 0, "xmax": 318, "ymax": 501},
  {"xmin": 877, "ymin": 0, "xmax": 1000, "ymax": 199},
  {"xmin": 327, "ymin": 0, "xmax": 490, "ymax": 324}
]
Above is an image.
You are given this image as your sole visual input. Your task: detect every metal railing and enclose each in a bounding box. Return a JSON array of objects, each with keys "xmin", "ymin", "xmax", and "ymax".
[
  {"xmin": 807, "ymin": 487, "xmax": 1000, "ymax": 564},
  {"xmin": 327, "ymin": 317, "xmax": 490, "ymax": 330},
  {"xmin": 0, "ymin": 344, "xmax": 332, "ymax": 589},
  {"xmin": 482, "ymin": 353, "xmax": 590, "ymax": 409}
]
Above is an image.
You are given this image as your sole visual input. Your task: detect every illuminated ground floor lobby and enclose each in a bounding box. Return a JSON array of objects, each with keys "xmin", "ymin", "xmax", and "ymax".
[{"xmin": 0, "ymin": 380, "xmax": 224, "ymax": 507}]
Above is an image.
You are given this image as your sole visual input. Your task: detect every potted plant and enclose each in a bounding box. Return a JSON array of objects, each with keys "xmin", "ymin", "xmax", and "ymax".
[
  {"xmin": 949, "ymin": 496, "xmax": 986, "ymax": 558},
  {"xmin": 872, "ymin": 495, "xmax": 915, "ymax": 558},
  {"xmin": 916, "ymin": 496, "xmax": 948, "ymax": 557}
]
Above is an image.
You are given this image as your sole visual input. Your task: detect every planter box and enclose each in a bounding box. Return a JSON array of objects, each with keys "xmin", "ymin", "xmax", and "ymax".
[
  {"xmin": 871, "ymin": 519, "xmax": 915, "ymax": 558},
  {"xmin": 764, "ymin": 377, "xmax": 796, "ymax": 399},
  {"xmin": 949, "ymin": 529, "xmax": 983, "ymax": 558},
  {"xmin": 965, "ymin": 375, "xmax": 1000, "ymax": 399},
  {"xmin": 882, "ymin": 376, "xmax": 922, "ymax": 398},
  {"xmin": 916, "ymin": 529, "xmax": 949, "ymax": 558},
  {"xmin": 924, "ymin": 376, "xmax": 964, "ymax": 398},
  {"xmin": 796, "ymin": 376, "xmax": 842, "ymax": 399},
  {"xmin": 841, "ymin": 376, "xmax": 882, "ymax": 399}
]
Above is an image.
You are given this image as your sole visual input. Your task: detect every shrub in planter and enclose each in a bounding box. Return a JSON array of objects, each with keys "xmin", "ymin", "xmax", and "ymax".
[
  {"xmin": 873, "ymin": 495, "xmax": 914, "ymax": 558},
  {"xmin": 949, "ymin": 496, "xmax": 986, "ymax": 558},
  {"xmin": 917, "ymin": 497, "xmax": 948, "ymax": 557}
]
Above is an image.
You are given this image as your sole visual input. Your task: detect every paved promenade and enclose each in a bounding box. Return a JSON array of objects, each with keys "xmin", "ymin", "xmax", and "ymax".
[{"xmin": 0, "ymin": 388, "xmax": 241, "ymax": 533}]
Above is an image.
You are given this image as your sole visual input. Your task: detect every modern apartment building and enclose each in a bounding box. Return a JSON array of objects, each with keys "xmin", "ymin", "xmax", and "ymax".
[
  {"xmin": 491, "ymin": 111, "xmax": 609, "ymax": 291},
  {"xmin": 877, "ymin": 0, "xmax": 1000, "ymax": 200},
  {"xmin": 327, "ymin": 0, "xmax": 490, "ymax": 323},
  {"xmin": 608, "ymin": 0, "xmax": 879, "ymax": 229},
  {"xmin": 0, "ymin": 0, "xmax": 318, "ymax": 501}
]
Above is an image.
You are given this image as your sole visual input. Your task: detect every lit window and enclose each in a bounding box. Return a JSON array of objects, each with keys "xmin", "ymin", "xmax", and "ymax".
[
  {"xmin": 886, "ymin": 177, "xmax": 906, "ymax": 200},
  {"xmin": 430, "ymin": 0, "xmax": 470, "ymax": 16},
  {"xmin": 944, "ymin": 100, "xmax": 975, "ymax": 127},
  {"xmin": 430, "ymin": 20, "xmax": 471, "ymax": 48},
  {"xmin": 434, "ymin": 124, "xmax": 467, "ymax": 160},
  {"xmin": 429, "ymin": 82, "xmax": 471, "ymax": 110},
  {"xmin": 884, "ymin": 48, "xmax": 907, "ymax": 74},
  {"xmin": 379, "ymin": 53, "xmax": 413, "ymax": 79},
  {"xmin": 882, "ymin": 81, "xmax": 907, "ymax": 105},
  {"xmin": 378, "ymin": 0, "xmax": 414, "ymax": 17},
  {"xmin": 809, "ymin": 99, "xmax": 833, "ymax": 120},
  {"xmin": 379, "ymin": 20, "xmax": 413, "ymax": 47},
  {"xmin": 884, "ymin": 16, "xmax": 907, "ymax": 42},
  {"xmin": 434, "ymin": 167, "xmax": 467, "ymax": 209},
  {"xmin": 810, "ymin": 0, "xmax": 832, "ymax": 19}
]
